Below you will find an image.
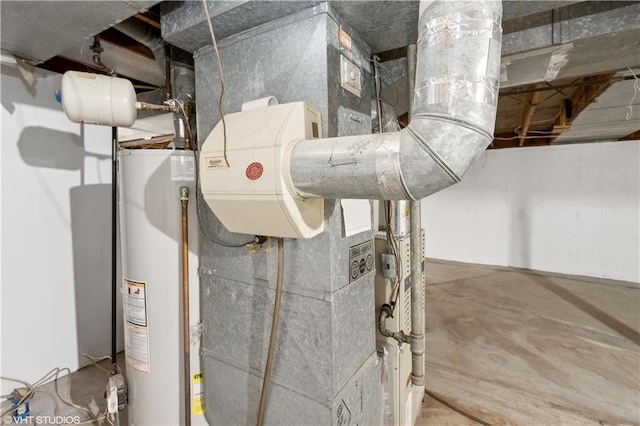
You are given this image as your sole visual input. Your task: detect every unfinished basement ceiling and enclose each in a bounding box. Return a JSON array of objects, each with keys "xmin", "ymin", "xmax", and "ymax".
[
  {"xmin": 1, "ymin": 0, "xmax": 638, "ymax": 149},
  {"xmin": 0, "ymin": 0, "xmax": 160, "ymax": 63}
]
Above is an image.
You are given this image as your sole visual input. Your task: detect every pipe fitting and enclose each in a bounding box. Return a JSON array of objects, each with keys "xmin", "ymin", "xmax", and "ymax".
[
  {"xmin": 180, "ymin": 186, "xmax": 190, "ymax": 202},
  {"xmin": 289, "ymin": 0, "xmax": 502, "ymax": 201}
]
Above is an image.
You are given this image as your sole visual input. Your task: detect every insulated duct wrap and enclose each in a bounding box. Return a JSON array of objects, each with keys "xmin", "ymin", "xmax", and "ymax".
[{"xmin": 290, "ymin": 0, "xmax": 502, "ymax": 200}]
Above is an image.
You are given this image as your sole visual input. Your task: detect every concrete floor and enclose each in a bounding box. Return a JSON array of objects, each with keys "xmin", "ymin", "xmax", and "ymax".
[
  {"xmin": 1, "ymin": 354, "xmax": 126, "ymax": 425},
  {"xmin": 5, "ymin": 260, "xmax": 639, "ymax": 425},
  {"xmin": 418, "ymin": 259, "xmax": 640, "ymax": 426}
]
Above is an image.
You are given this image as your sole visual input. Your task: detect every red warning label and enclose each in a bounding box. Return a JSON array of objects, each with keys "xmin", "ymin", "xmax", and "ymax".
[{"xmin": 246, "ymin": 162, "xmax": 264, "ymax": 180}]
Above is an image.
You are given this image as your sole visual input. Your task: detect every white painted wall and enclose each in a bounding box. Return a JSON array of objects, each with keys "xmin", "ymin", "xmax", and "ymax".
[
  {"xmin": 422, "ymin": 141, "xmax": 640, "ymax": 283},
  {"xmin": 1, "ymin": 64, "xmax": 123, "ymax": 394}
]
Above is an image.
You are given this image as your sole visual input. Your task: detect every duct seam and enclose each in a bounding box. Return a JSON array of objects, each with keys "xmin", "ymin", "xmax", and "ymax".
[
  {"xmin": 405, "ymin": 125, "xmax": 460, "ymax": 184},
  {"xmin": 417, "ymin": 75, "xmax": 499, "ymax": 109},
  {"xmin": 374, "ymin": 134, "xmax": 410, "ymax": 199},
  {"xmin": 420, "ymin": 10, "xmax": 502, "ymax": 47},
  {"xmin": 412, "ymin": 113, "xmax": 496, "ymax": 140},
  {"xmin": 289, "ymin": 0, "xmax": 502, "ymax": 201}
]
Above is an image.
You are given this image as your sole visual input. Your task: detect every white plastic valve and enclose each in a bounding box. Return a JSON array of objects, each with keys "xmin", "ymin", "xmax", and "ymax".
[{"xmin": 61, "ymin": 71, "xmax": 137, "ymax": 127}]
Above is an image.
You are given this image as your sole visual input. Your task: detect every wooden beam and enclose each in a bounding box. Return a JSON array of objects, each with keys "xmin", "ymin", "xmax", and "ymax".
[
  {"xmin": 38, "ymin": 56, "xmax": 159, "ymax": 93},
  {"xmin": 134, "ymin": 12, "xmax": 161, "ymax": 29},
  {"xmin": 518, "ymin": 83, "xmax": 544, "ymax": 146},
  {"xmin": 489, "ymin": 136, "xmax": 551, "ymax": 149},
  {"xmin": 620, "ymin": 129, "xmax": 640, "ymax": 141},
  {"xmin": 375, "ymin": 46, "xmax": 408, "ymax": 62},
  {"xmin": 100, "ymin": 27, "xmax": 155, "ymax": 60},
  {"xmin": 550, "ymin": 73, "xmax": 615, "ymax": 143}
]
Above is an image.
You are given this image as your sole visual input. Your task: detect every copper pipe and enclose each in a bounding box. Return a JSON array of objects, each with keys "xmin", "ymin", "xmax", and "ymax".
[
  {"xmin": 136, "ymin": 101, "xmax": 179, "ymax": 113},
  {"xmin": 184, "ymin": 102, "xmax": 192, "ymax": 151},
  {"xmin": 257, "ymin": 237, "xmax": 284, "ymax": 426},
  {"xmin": 180, "ymin": 186, "xmax": 191, "ymax": 426},
  {"xmin": 165, "ymin": 43, "xmax": 172, "ymax": 102}
]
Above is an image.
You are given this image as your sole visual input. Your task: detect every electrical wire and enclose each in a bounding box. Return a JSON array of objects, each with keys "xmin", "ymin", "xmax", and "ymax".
[
  {"xmin": 1, "ymin": 367, "xmax": 107, "ymax": 424},
  {"xmin": 257, "ymin": 237, "xmax": 284, "ymax": 426},
  {"xmin": 512, "ymin": 110, "xmax": 562, "ymax": 133},
  {"xmin": 384, "ymin": 201, "xmax": 403, "ymax": 313},
  {"xmin": 168, "ymin": 96, "xmax": 253, "ymax": 248},
  {"xmin": 82, "ymin": 353, "xmax": 114, "ymax": 374},
  {"xmin": 493, "ymin": 134, "xmax": 560, "ymax": 141},
  {"xmin": 170, "ymin": 97, "xmax": 253, "ymax": 247},
  {"xmin": 201, "ymin": 0, "xmax": 230, "ymax": 167},
  {"xmin": 424, "ymin": 388, "xmax": 495, "ymax": 426},
  {"xmin": 626, "ymin": 67, "xmax": 639, "ymax": 120}
]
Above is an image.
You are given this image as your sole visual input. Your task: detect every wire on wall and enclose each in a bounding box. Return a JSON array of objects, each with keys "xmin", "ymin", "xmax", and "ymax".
[
  {"xmin": 626, "ymin": 68, "xmax": 639, "ymax": 121},
  {"xmin": 201, "ymin": 0, "xmax": 230, "ymax": 167}
]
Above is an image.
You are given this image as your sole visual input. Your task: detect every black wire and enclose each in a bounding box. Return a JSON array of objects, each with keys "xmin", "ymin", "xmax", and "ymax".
[
  {"xmin": 384, "ymin": 201, "xmax": 403, "ymax": 313},
  {"xmin": 424, "ymin": 388, "xmax": 495, "ymax": 426},
  {"xmin": 111, "ymin": 127, "xmax": 118, "ymax": 371}
]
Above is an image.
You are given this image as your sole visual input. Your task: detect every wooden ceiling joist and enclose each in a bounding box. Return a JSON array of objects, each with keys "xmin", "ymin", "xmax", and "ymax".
[
  {"xmin": 549, "ymin": 73, "xmax": 615, "ymax": 142},
  {"xmin": 518, "ymin": 83, "xmax": 544, "ymax": 146}
]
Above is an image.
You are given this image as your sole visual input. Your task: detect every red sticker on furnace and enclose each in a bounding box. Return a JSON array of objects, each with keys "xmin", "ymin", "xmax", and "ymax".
[{"xmin": 245, "ymin": 162, "xmax": 264, "ymax": 180}]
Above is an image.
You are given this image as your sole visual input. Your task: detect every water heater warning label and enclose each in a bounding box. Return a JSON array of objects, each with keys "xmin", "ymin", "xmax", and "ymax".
[
  {"xmin": 349, "ymin": 240, "xmax": 374, "ymax": 283},
  {"xmin": 193, "ymin": 372, "xmax": 205, "ymax": 416},
  {"xmin": 171, "ymin": 156, "xmax": 195, "ymax": 181},
  {"xmin": 124, "ymin": 279, "xmax": 150, "ymax": 373}
]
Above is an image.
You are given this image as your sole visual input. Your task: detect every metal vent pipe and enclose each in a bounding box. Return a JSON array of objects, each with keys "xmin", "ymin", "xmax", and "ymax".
[
  {"xmin": 113, "ymin": 18, "xmax": 165, "ymax": 72},
  {"xmin": 290, "ymin": 0, "xmax": 502, "ymax": 201}
]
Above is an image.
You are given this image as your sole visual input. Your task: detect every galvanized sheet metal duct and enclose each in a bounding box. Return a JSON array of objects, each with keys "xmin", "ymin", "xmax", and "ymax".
[
  {"xmin": 0, "ymin": 0, "xmax": 159, "ymax": 63},
  {"xmin": 290, "ymin": 0, "xmax": 502, "ymax": 201},
  {"xmin": 113, "ymin": 18, "xmax": 166, "ymax": 74}
]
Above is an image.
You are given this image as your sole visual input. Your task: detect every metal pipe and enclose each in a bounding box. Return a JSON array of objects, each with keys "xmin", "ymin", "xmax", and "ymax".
[
  {"xmin": 114, "ymin": 18, "xmax": 166, "ymax": 75},
  {"xmin": 407, "ymin": 44, "xmax": 417, "ymax": 119},
  {"xmin": 184, "ymin": 102, "xmax": 192, "ymax": 150},
  {"xmin": 111, "ymin": 127, "xmax": 118, "ymax": 373},
  {"xmin": 180, "ymin": 186, "xmax": 191, "ymax": 426},
  {"xmin": 165, "ymin": 43, "xmax": 172, "ymax": 102},
  {"xmin": 409, "ymin": 203, "xmax": 424, "ymax": 386},
  {"xmin": 375, "ymin": 54, "xmax": 410, "ymax": 236},
  {"xmin": 390, "ymin": 201, "xmax": 410, "ymax": 237},
  {"xmin": 135, "ymin": 101, "xmax": 179, "ymax": 113},
  {"xmin": 257, "ymin": 238, "xmax": 285, "ymax": 426},
  {"xmin": 407, "ymin": 42, "xmax": 425, "ymax": 387},
  {"xmin": 373, "ymin": 55, "xmax": 384, "ymax": 134},
  {"xmin": 114, "ymin": 18, "xmax": 164, "ymax": 53},
  {"xmin": 290, "ymin": 0, "xmax": 502, "ymax": 201}
]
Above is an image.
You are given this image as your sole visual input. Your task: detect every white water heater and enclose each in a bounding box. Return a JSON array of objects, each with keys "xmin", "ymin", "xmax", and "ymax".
[{"xmin": 118, "ymin": 149, "xmax": 206, "ymax": 425}]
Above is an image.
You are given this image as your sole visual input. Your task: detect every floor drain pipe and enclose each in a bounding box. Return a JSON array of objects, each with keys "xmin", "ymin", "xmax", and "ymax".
[
  {"xmin": 289, "ymin": 0, "xmax": 502, "ymax": 201},
  {"xmin": 406, "ymin": 42, "xmax": 425, "ymax": 387}
]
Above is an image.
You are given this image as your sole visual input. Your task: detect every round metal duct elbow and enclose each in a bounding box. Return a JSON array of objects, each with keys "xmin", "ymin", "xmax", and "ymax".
[
  {"xmin": 290, "ymin": 0, "xmax": 502, "ymax": 201},
  {"xmin": 114, "ymin": 18, "xmax": 164, "ymax": 52}
]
